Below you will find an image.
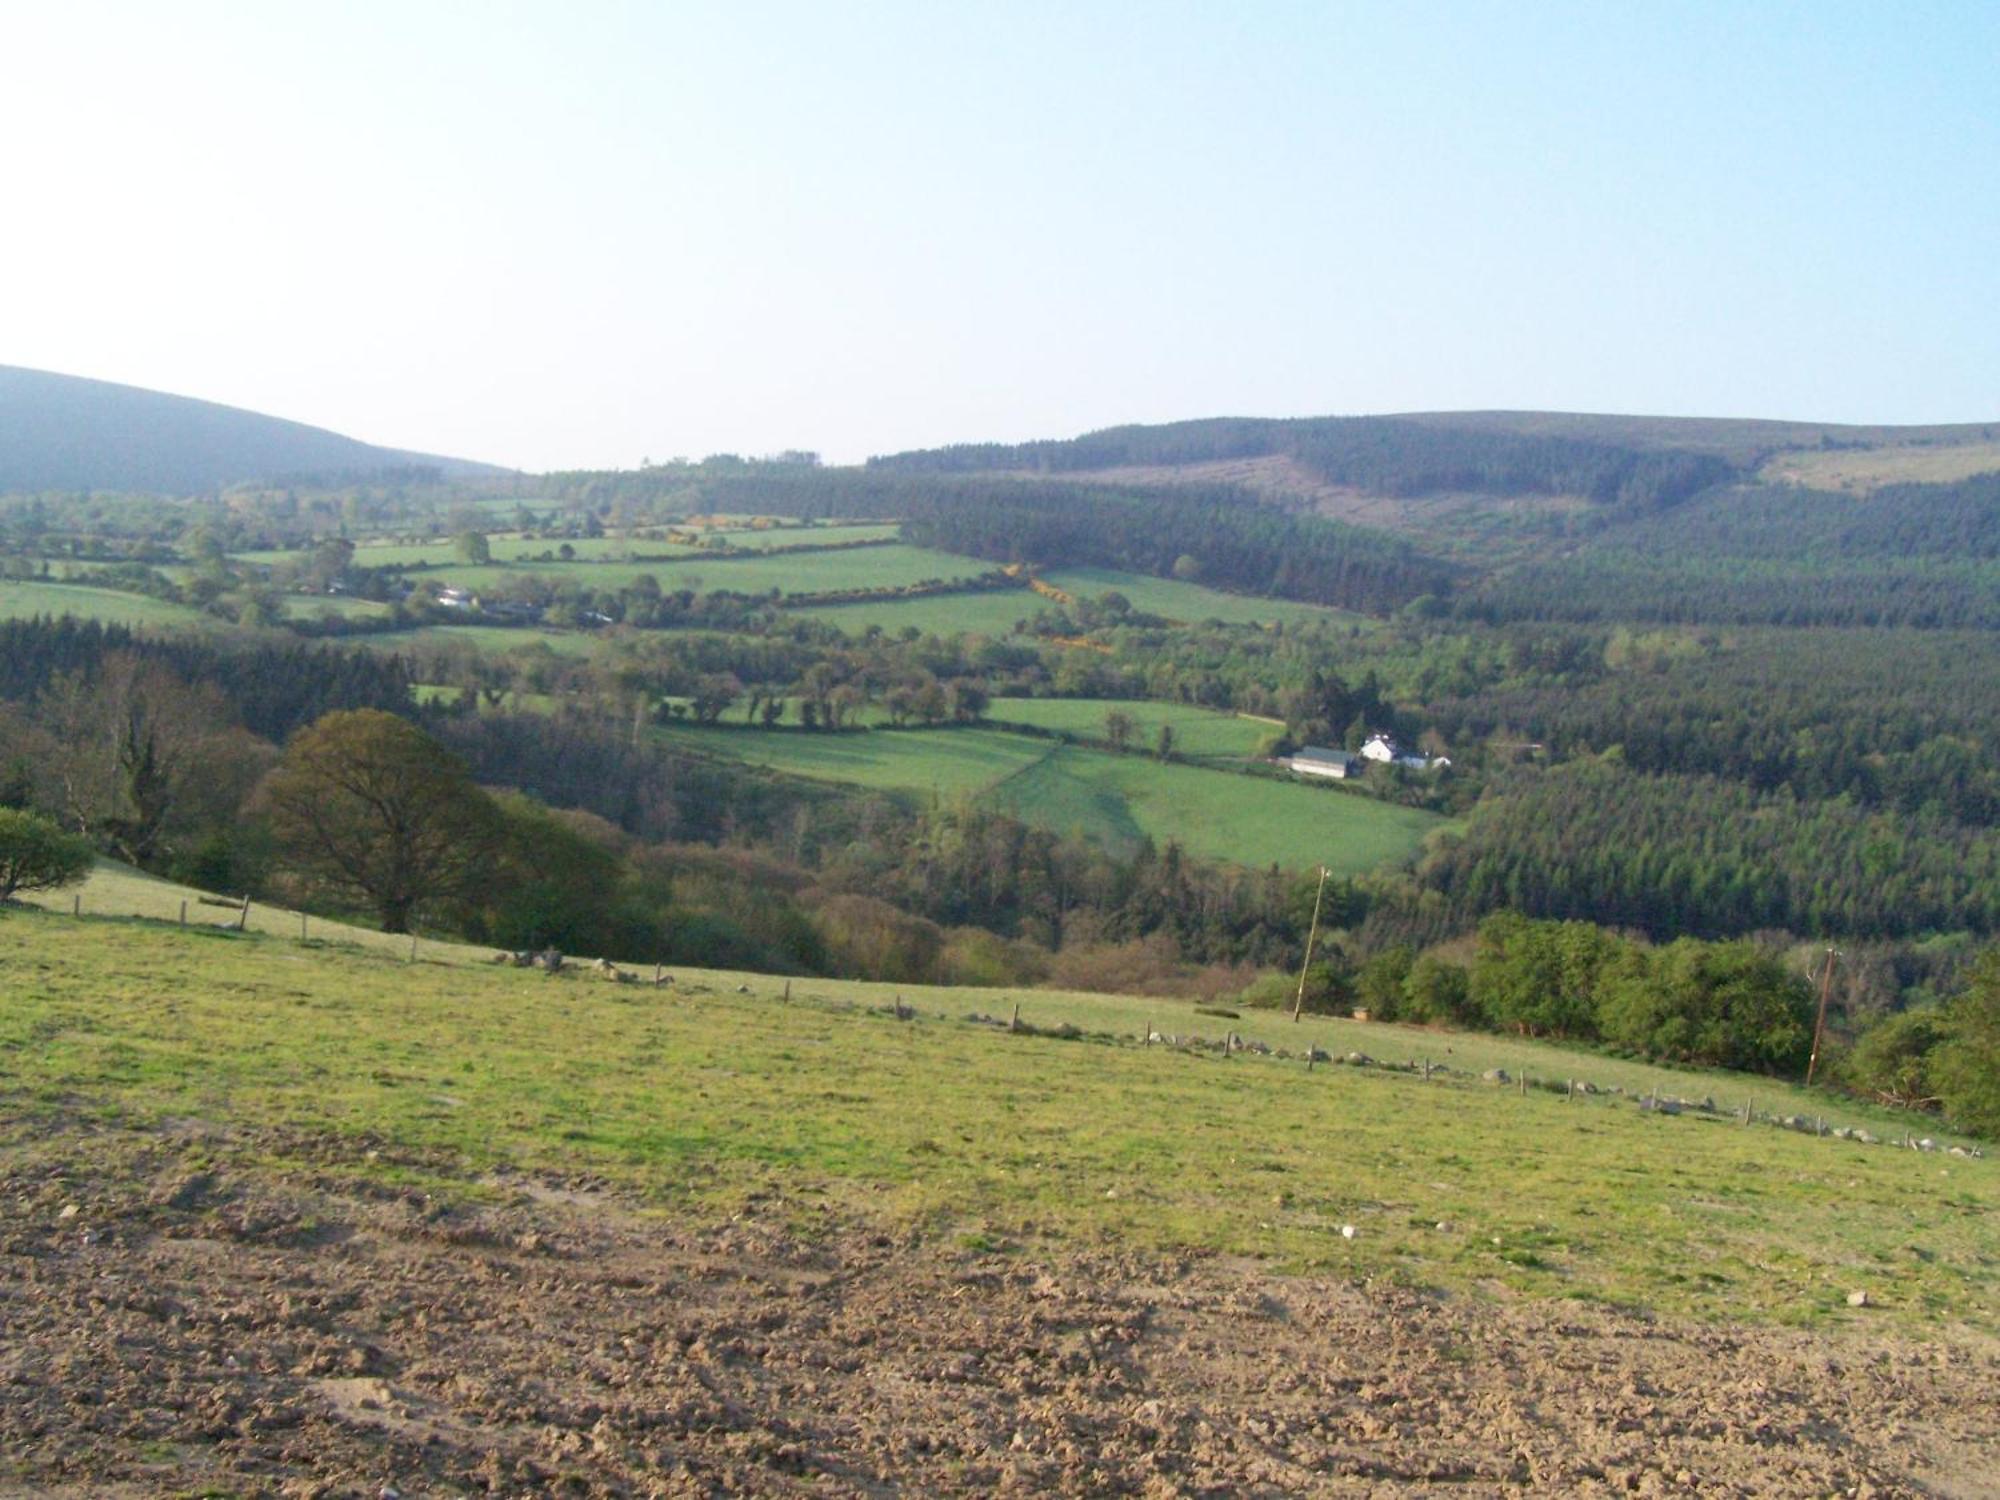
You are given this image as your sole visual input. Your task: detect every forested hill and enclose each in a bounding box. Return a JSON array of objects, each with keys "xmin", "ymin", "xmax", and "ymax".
[
  {"xmin": 868, "ymin": 414, "xmax": 1735, "ymax": 510},
  {"xmin": 0, "ymin": 365, "xmax": 503, "ymax": 494},
  {"xmin": 869, "ymin": 411, "xmax": 2000, "ymax": 505}
]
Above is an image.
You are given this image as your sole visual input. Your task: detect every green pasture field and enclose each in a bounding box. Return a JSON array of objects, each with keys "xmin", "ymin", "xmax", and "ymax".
[
  {"xmin": 1040, "ymin": 567, "xmax": 1371, "ymax": 628},
  {"xmin": 275, "ymin": 593, "xmax": 393, "ymax": 621},
  {"xmin": 655, "ymin": 723, "xmax": 1440, "ymax": 871},
  {"xmin": 0, "ymin": 579, "xmax": 214, "ymax": 630},
  {"xmin": 657, "ymin": 723, "xmax": 1053, "ymax": 796},
  {"xmin": 987, "ymin": 745, "xmax": 1437, "ymax": 871},
  {"xmin": 797, "ymin": 567, "xmax": 1366, "ymax": 636},
  {"xmin": 403, "ymin": 544, "xmax": 988, "ymax": 597},
  {"xmin": 20, "ymin": 861, "xmax": 1982, "ymax": 1140},
  {"xmin": 791, "ymin": 588, "xmax": 1048, "ymax": 637},
  {"xmin": 987, "ymin": 697, "xmax": 1277, "ymax": 760},
  {"xmin": 697, "ymin": 522, "xmax": 902, "ymax": 550},
  {"xmin": 2, "ymin": 908, "xmax": 1989, "ymax": 1329},
  {"xmin": 235, "ymin": 524, "xmax": 901, "ymax": 570}
]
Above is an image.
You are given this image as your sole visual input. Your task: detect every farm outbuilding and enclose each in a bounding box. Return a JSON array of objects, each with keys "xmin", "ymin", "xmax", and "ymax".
[{"xmin": 1288, "ymin": 746, "xmax": 1359, "ymax": 780}]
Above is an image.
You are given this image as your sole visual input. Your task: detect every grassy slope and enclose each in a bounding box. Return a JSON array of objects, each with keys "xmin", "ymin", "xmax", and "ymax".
[
  {"xmin": 21, "ymin": 862, "xmax": 488, "ymax": 963},
  {"xmin": 655, "ymin": 723, "xmax": 1441, "ymax": 870},
  {"xmin": 987, "ymin": 698, "xmax": 1275, "ymax": 759},
  {"xmin": 0, "ymin": 580, "xmax": 215, "ymax": 630},
  {"xmin": 988, "ymin": 745, "xmax": 1438, "ymax": 871},
  {"xmin": 656, "ymin": 723, "xmax": 1052, "ymax": 796},
  {"xmin": 1759, "ymin": 441, "xmax": 2000, "ymax": 491},
  {"xmin": 2, "ymin": 908, "xmax": 1989, "ymax": 1329}
]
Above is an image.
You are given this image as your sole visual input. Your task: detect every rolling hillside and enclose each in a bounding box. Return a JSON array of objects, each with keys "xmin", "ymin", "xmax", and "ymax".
[{"xmin": 0, "ymin": 364, "xmax": 502, "ymax": 493}]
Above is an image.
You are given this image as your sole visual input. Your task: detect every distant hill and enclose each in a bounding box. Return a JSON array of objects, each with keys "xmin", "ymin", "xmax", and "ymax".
[
  {"xmin": 0, "ymin": 365, "xmax": 505, "ymax": 494},
  {"xmin": 869, "ymin": 410, "xmax": 2000, "ymax": 499}
]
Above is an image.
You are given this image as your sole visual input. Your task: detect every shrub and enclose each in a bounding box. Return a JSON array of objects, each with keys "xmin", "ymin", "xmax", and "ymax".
[
  {"xmin": 0, "ymin": 809, "xmax": 94, "ymax": 902},
  {"xmin": 1934, "ymin": 949, "xmax": 2000, "ymax": 1138},
  {"xmin": 1401, "ymin": 955, "xmax": 1474, "ymax": 1025},
  {"xmin": 1355, "ymin": 946, "xmax": 1415, "ymax": 1021},
  {"xmin": 1596, "ymin": 939, "xmax": 1812, "ymax": 1074},
  {"xmin": 1841, "ymin": 1007, "xmax": 1949, "ymax": 1110}
]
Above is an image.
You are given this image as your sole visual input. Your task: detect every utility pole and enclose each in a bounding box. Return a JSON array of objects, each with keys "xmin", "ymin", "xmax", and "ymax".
[
  {"xmin": 1806, "ymin": 945, "xmax": 1838, "ymax": 1087},
  {"xmin": 1292, "ymin": 865, "xmax": 1329, "ymax": 1024}
]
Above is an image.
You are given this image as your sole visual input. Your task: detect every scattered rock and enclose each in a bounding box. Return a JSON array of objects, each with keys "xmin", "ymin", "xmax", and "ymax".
[{"xmin": 1847, "ymin": 1290, "xmax": 1872, "ymax": 1308}]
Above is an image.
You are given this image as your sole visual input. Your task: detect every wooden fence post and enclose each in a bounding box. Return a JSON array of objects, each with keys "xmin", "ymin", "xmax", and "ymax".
[{"xmin": 179, "ymin": 900, "xmax": 187, "ymax": 927}]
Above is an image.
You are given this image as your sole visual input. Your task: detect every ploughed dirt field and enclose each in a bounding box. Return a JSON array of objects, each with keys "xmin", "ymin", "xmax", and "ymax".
[{"xmin": 2, "ymin": 1125, "xmax": 1995, "ymax": 1499}]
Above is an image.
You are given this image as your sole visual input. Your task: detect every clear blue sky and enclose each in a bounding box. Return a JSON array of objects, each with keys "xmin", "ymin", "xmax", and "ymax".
[{"xmin": 3, "ymin": 1, "xmax": 1995, "ymax": 469}]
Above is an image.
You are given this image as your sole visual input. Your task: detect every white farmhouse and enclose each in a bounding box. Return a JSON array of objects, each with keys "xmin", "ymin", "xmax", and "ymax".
[
  {"xmin": 1363, "ymin": 731, "xmax": 1448, "ymax": 772},
  {"xmin": 1360, "ymin": 733, "xmax": 1400, "ymax": 763}
]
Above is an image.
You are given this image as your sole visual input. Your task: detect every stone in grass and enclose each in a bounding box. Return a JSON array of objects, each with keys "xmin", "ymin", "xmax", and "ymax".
[
  {"xmin": 1847, "ymin": 1290, "xmax": 1872, "ymax": 1308},
  {"xmin": 1340, "ymin": 1224, "xmax": 1357, "ymax": 1240}
]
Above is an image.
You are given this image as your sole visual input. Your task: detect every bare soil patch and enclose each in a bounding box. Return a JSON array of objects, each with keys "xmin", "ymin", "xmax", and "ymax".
[{"xmin": 1, "ymin": 1124, "xmax": 1993, "ymax": 1498}]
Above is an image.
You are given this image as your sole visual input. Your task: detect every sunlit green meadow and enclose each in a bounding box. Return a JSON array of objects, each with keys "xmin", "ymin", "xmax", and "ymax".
[{"xmin": 3, "ymin": 907, "xmax": 1989, "ymax": 1331}]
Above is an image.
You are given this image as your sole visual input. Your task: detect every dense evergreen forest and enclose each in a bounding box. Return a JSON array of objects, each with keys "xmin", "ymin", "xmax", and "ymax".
[
  {"xmin": 1422, "ymin": 628, "xmax": 2000, "ymax": 825},
  {"xmin": 1467, "ymin": 476, "xmax": 2000, "ymax": 628},
  {"xmin": 1417, "ymin": 759, "xmax": 2000, "ymax": 940}
]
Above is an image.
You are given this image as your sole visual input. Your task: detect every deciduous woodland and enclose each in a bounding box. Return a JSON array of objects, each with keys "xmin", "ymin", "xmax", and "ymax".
[{"xmin": 3, "ymin": 404, "xmax": 1998, "ymax": 1137}]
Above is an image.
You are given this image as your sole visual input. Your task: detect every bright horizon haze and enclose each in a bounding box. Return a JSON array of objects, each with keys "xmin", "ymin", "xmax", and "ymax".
[{"xmin": 3, "ymin": 1, "xmax": 1996, "ymax": 470}]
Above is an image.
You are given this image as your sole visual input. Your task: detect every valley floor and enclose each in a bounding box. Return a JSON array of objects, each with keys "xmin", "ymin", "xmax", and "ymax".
[{"xmin": 3, "ymin": 1121, "xmax": 1994, "ymax": 1499}]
